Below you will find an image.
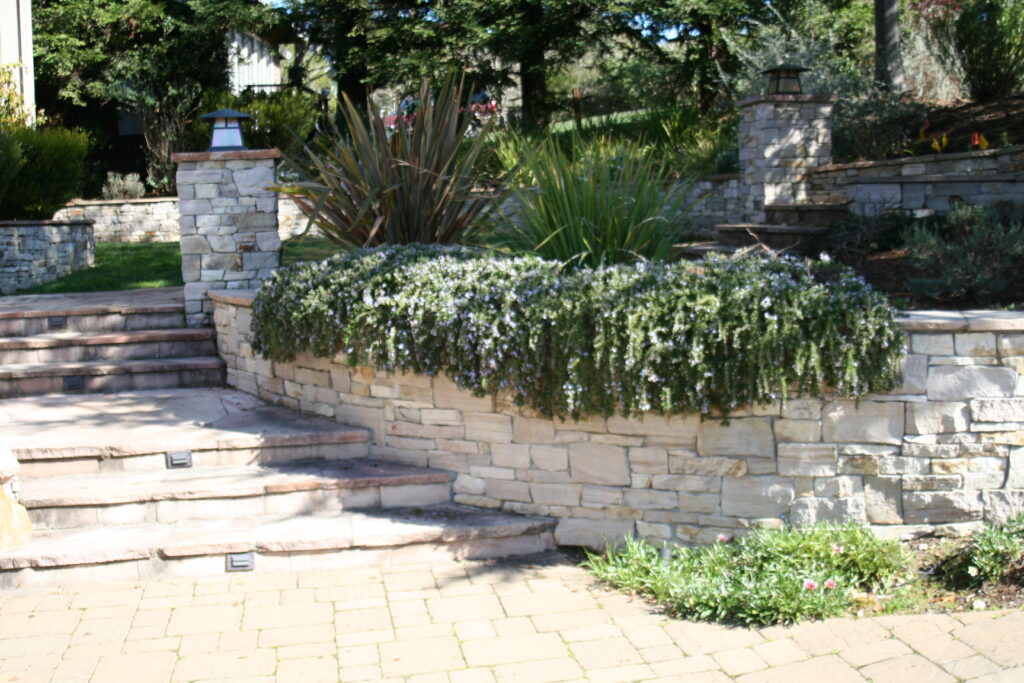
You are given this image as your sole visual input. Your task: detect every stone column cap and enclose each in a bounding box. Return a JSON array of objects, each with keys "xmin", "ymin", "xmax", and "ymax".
[
  {"xmin": 171, "ymin": 149, "xmax": 281, "ymax": 162},
  {"xmin": 736, "ymin": 94, "xmax": 839, "ymax": 108}
]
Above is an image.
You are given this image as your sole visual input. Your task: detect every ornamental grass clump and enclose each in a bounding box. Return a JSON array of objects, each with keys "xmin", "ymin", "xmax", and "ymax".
[
  {"xmin": 251, "ymin": 245, "xmax": 904, "ymax": 419},
  {"xmin": 586, "ymin": 525, "xmax": 909, "ymax": 626}
]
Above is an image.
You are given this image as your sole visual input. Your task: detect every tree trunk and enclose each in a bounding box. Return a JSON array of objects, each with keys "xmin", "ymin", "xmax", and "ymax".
[
  {"xmin": 874, "ymin": 0, "xmax": 906, "ymax": 91},
  {"xmin": 518, "ymin": 1, "xmax": 548, "ymax": 129}
]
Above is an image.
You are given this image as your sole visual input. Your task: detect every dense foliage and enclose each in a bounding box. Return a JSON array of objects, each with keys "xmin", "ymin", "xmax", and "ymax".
[
  {"xmin": 586, "ymin": 525, "xmax": 909, "ymax": 625},
  {"xmin": 0, "ymin": 126, "xmax": 89, "ymax": 220},
  {"xmin": 485, "ymin": 136, "xmax": 697, "ymax": 266},
  {"xmin": 278, "ymin": 79, "xmax": 501, "ymax": 249},
  {"xmin": 938, "ymin": 514, "xmax": 1024, "ymax": 589},
  {"xmin": 251, "ymin": 245, "xmax": 904, "ymax": 419},
  {"xmin": 902, "ymin": 202, "xmax": 1024, "ymax": 302}
]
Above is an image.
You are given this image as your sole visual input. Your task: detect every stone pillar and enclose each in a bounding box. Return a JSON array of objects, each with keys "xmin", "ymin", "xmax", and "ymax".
[
  {"xmin": 171, "ymin": 149, "xmax": 282, "ymax": 327},
  {"xmin": 737, "ymin": 94, "xmax": 837, "ymax": 223}
]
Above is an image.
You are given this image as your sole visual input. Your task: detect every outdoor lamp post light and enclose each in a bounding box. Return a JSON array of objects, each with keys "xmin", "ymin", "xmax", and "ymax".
[
  {"xmin": 199, "ymin": 109, "xmax": 252, "ymax": 151},
  {"xmin": 763, "ymin": 64, "xmax": 808, "ymax": 95}
]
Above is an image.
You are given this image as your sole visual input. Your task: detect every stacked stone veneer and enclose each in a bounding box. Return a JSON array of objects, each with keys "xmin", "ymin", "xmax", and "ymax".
[
  {"xmin": 809, "ymin": 145, "xmax": 1024, "ymax": 216},
  {"xmin": 0, "ymin": 220, "xmax": 94, "ymax": 295},
  {"xmin": 738, "ymin": 94, "xmax": 836, "ymax": 223},
  {"xmin": 172, "ymin": 150, "xmax": 282, "ymax": 327},
  {"xmin": 209, "ymin": 291, "xmax": 1024, "ymax": 547},
  {"xmin": 53, "ymin": 197, "xmax": 311, "ymax": 243}
]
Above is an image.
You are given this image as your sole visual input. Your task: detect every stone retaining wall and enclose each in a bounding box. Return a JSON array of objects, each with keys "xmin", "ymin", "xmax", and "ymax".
[
  {"xmin": 809, "ymin": 145, "xmax": 1024, "ymax": 216},
  {"xmin": 209, "ymin": 291, "xmax": 1024, "ymax": 547},
  {"xmin": 0, "ymin": 220, "xmax": 94, "ymax": 295},
  {"xmin": 52, "ymin": 197, "xmax": 311, "ymax": 244},
  {"xmin": 686, "ymin": 175, "xmax": 741, "ymax": 230}
]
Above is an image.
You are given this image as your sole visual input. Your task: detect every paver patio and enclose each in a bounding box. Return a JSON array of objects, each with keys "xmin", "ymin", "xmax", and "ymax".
[{"xmin": 0, "ymin": 551, "xmax": 1020, "ymax": 682}]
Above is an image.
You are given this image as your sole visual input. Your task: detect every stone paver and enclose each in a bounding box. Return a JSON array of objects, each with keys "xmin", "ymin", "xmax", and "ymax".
[{"xmin": 0, "ymin": 551, "xmax": 1021, "ymax": 682}]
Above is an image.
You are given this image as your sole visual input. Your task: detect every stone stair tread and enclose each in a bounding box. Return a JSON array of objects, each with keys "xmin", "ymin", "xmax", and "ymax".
[
  {"xmin": 0, "ymin": 328, "xmax": 214, "ymax": 350},
  {"xmin": 0, "ymin": 356, "xmax": 224, "ymax": 380},
  {"xmin": 19, "ymin": 459, "xmax": 452, "ymax": 507},
  {"xmin": 0, "ymin": 504, "xmax": 555, "ymax": 569},
  {"xmin": 764, "ymin": 202, "xmax": 850, "ymax": 210},
  {"xmin": 0, "ymin": 288, "xmax": 184, "ymax": 320},
  {"xmin": 1, "ymin": 388, "xmax": 371, "ymax": 461},
  {"xmin": 714, "ymin": 223, "xmax": 829, "ymax": 234}
]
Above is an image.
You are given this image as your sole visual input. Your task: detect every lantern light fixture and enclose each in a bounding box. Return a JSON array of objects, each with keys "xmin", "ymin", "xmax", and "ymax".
[
  {"xmin": 199, "ymin": 108, "xmax": 253, "ymax": 151},
  {"xmin": 762, "ymin": 64, "xmax": 808, "ymax": 95}
]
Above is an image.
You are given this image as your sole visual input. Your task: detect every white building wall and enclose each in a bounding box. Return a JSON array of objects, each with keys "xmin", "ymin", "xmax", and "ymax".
[
  {"xmin": 227, "ymin": 31, "xmax": 281, "ymax": 94},
  {"xmin": 0, "ymin": 0, "xmax": 36, "ymax": 123}
]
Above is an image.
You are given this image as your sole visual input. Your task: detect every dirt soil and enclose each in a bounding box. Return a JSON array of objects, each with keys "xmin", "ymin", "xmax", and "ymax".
[{"xmin": 908, "ymin": 96, "xmax": 1024, "ymax": 154}]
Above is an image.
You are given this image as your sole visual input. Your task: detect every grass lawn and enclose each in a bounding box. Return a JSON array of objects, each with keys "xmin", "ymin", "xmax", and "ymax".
[
  {"xmin": 5, "ymin": 236, "xmax": 345, "ymax": 296},
  {"xmin": 15, "ymin": 242, "xmax": 184, "ymax": 295}
]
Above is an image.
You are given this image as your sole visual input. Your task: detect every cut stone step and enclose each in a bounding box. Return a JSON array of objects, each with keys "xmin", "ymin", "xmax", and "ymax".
[
  {"xmin": 764, "ymin": 202, "xmax": 850, "ymax": 227},
  {"xmin": 1, "ymin": 388, "xmax": 372, "ymax": 478},
  {"xmin": 714, "ymin": 223, "xmax": 827, "ymax": 251},
  {"xmin": 22, "ymin": 459, "xmax": 453, "ymax": 529},
  {"xmin": 0, "ymin": 328, "xmax": 216, "ymax": 365},
  {"xmin": 0, "ymin": 356, "xmax": 225, "ymax": 398},
  {"xmin": 0, "ymin": 288, "xmax": 185, "ymax": 337},
  {"xmin": 0, "ymin": 504, "xmax": 556, "ymax": 588}
]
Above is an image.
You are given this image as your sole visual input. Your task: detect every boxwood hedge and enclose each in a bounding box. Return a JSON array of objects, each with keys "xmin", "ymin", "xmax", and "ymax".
[{"xmin": 251, "ymin": 245, "xmax": 904, "ymax": 419}]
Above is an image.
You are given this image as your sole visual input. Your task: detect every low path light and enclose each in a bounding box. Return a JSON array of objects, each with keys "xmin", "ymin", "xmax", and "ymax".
[
  {"xmin": 199, "ymin": 108, "xmax": 253, "ymax": 151},
  {"xmin": 762, "ymin": 64, "xmax": 808, "ymax": 95}
]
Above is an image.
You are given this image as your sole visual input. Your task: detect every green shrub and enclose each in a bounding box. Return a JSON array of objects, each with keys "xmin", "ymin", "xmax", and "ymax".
[
  {"xmin": 938, "ymin": 514, "xmax": 1024, "ymax": 589},
  {"xmin": 276, "ymin": 78, "xmax": 500, "ymax": 249},
  {"xmin": 901, "ymin": 202, "xmax": 1024, "ymax": 301},
  {"xmin": 0, "ymin": 131, "xmax": 25, "ymax": 211},
  {"xmin": 586, "ymin": 525, "xmax": 909, "ymax": 626},
  {"xmin": 101, "ymin": 172, "xmax": 146, "ymax": 200},
  {"xmin": 484, "ymin": 136, "xmax": 697, "ymax": 267},
  {"xmin": 251, "ymin": 245, "xmax": 904, "ymax": 420},
  {"xmin": 924, "ymin": 0, "xmax": 1024, "ymax": 102},
  {"xmin": 0, "ymin": 126, "xmax": 89, "ymax": 220},
  {"xmin": 832, "ymin": 93, "xmax": 928, "ymax": 163}
]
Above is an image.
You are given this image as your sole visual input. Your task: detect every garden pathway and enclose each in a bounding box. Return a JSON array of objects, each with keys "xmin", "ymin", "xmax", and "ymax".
[{"xmin": 0, "ymin": 551, "xmax": 1020, "ymax": 683}]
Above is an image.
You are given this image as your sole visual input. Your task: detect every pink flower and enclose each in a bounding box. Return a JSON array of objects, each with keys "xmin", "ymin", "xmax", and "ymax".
[
  {"xmin": 715, "ymin": 534, "xmax": 731, "ymax": 543},
  {"xmin": 803, "ymin": 579, "xmax": 818, "ymax": 591},
  {"xmin": 832, "ymin": 543, "xmax": 845, "ymax": 554},
  {"xmin": 824, "ymin": 579, "xmax": 837, "ymax": 590}
]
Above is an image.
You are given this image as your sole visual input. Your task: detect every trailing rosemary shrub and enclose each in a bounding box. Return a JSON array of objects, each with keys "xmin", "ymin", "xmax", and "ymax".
[{"xmin": 251, "ymin": 246, "xmax": 904, "ymax": 419}]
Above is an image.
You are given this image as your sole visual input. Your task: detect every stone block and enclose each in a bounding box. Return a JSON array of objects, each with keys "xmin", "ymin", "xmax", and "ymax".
[
  {"xmin": 530, "ymin": 483, "xmax": 581, "ymax": 506},
  {"xmin": 667, "ymin": 454, "xmax": 747, "ymax": 477},
  {"xmin": 999, "ymin": 334, "xmax": 1024, "ymax": 356},
  {"xmin": 628, "ymin": 447, "xmax": 668, "ymax": 474},
  {"xmin": 982, "ymin": 491, "xmax": 1024, "ymax": 525},
  {"xmin": 790, "ymin": 497, "xmax": 867, "ymax": 526},
  {"xmin": 453, "ymin": 474, "xmax": 485, "ymax": 495},
  {"xmin": 721, "ymin": 476, "xmax": 795, "ymax": 518},
  {"xmin": 971, "ymin": 398, "xmax": 1024, "ymax": 423},
  {"xmin": 464, "ymin": 413, "xmax": 513, "ymax": 443},
  {"xmin": 568, "ymin": 443, "xmax": 629, "ymax": 485},
  {"xmin": 774, "ymin": 419, "xmax": 821, "ymax": 442},
  {"xmin": 902, "ymin": 475, "xmax": 963, "ymax": 491},
  {"xmin": 491, "ymin": 444, "xmax": 530, "ymax": 469},
  {"xmin": 777, "ymin": 443, "xmax": 837, "ymax": 476},
  {"xmin": 955, "ymin": 333, "xmax": 998, "ymax": 357},
  {"xmin": 623, "ymin": 489, "xmax": 678, "ymax": 509},
  {"xmin": 911, "ymin": 334, "xmax": 954, "ymax": 356},
  {"xmin": 697, "ymin": 417, "xmax": 774, "ymax": 457},
  {"xmin": 581, "ymin": 485, "xmax": 622, "ymax": 507},
  {"xmin": 512, "ymin": 417, "xmax": 556, "ymax": 443},
  {"xmin": 554, "ymin": 519, "xmax": 634, "ymax": 549},
  {"xmin": 484, "ymin": 479, "xmax": 531, "ymax": 503},
  {"xmin": 906, "ymin": 401, "xmax": 970, "ymax": 434},
  {"xmin": 234, "ymin": 166, "xmax": 276, "ymax": 196},
  {"xmin": 531, "ymin": 445, "xmax": 568, "ymax": 471},
  {"xmin": 812, "ymin": 475, "xmax": 863, "ymax": 498},
  {"xmin": 897, "ymin": 354, "xmax": 928, "ymax": 394},
  {"xmin": 1006, "ymin": 447, "xmax": 1024, "ymax": 488},
  {"xmin": 902, "ymin": 491, "xmax": 983, "ymax": 523},
  {"xmin": 179, "ymin": 235, "xmax": 211, "ymax": 255},
  {"xmin": 606, "ymin": 414, "xmax": 697, "ymax": 440},
  {"xmin": 822, "ymin": 401, "xmax": 903, "ymax": 445},
  {"xmin": 927, "ymin": 366, "xmax": 1017, "ymax": 400}
]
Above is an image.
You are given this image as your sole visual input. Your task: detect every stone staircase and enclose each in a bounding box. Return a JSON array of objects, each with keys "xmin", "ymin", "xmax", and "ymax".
[
  {"xmin": 0, "ymin": 289, "xmax": 554, "ymax": 588},
  {"xmin": 682, "ymin": 201, "xmax": 848, "ymax": 258},
  {"xmin": 0, "ymin": 287, "xmax": 223, "ymax": 397}
]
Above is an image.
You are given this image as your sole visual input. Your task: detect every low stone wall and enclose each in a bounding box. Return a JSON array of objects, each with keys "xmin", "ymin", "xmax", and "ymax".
[
  {"xmin": 52, "ymin": 197, "xmax": 311, "ymax": 244},
  {"xmin": 209, "ymin": 291, "xmax": 1024, "ymax": 547},
  {"xmin": 0, "ymin": 220, "xmax": 94, "ymax": 295},
  {"xmin": 809, "ymin": 145, "xmax": 1024, "ymax": 216},
  {"xmin": 686, "ymin": 174, "xmax": 741, "ymax": 230}
]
